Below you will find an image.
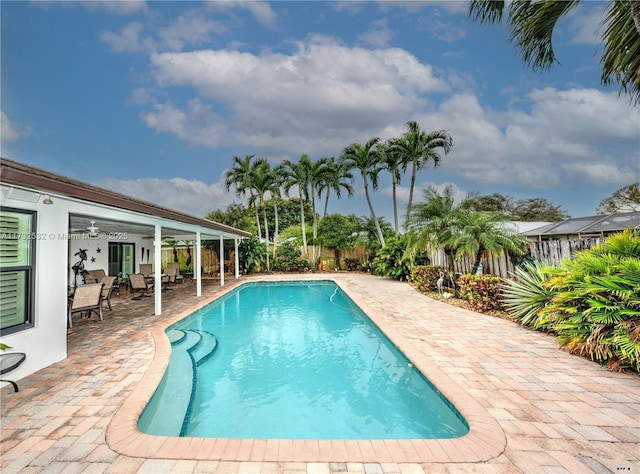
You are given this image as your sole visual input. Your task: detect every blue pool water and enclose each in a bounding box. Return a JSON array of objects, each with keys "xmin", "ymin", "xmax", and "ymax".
[{"xmin": 138, "ymin": 281, "xmax": 469, "ymax": 439}]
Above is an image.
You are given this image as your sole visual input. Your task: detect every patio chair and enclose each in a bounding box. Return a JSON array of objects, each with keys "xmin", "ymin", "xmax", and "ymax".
[
  {"xmin": 0, "ymin": 352, "xmax": 26, "ymax": 392},
  {"xmin": 100, "ymin": 276, "xmax": 117, "ymax": 310},
  {"xmin": 139, "ymin": 264, "xmax": 153, "ymax": 277},
  {"xmin": 85, "ymin": 269, "xmax": 106, "ymax": 284},
  {"xmin": 129, "ymin": 273, "xmax": 154, "ymax": 300},
  {"xmin": 164, "ymin": 262, "xmax": 184, "ymax": 284},
  {"xmin": 68, "ymin": 283, "xmax": 104, "ymax": 328}
]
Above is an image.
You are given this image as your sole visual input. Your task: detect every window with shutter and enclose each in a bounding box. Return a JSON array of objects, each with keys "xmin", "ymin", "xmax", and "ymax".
[{"xmin": 0, "ymin": 208, "xmax": 35, "ymax": 334}]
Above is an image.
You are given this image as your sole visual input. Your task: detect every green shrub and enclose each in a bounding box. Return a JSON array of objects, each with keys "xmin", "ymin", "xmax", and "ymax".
[
  {"xmin": 540, "ymin": 230, "xmax": 640, "ymax": 372},
  {"xmin": 238, "ymin": 237, "xmax": 266, "ymax": 274},
  {"xmin": 501, "ymin": 261, "xmax": 555, "ymax": 330},
  {"xmin": 457, "ymin": 274, "xmax": 504, "ymax": 312},
  {"xmin": 410, "ymin": 265, "xmax": 447, "ymax": 292},
  {"xmin": 272, "ymin": 241, "xmax": 309, "ymax": 272},
  {"xmin": 344, "ymin": 258, "xmax": 360, "ymax": 271},
  {"xmin": 372, "ymin": 237, "xmax": 413, "ymax": 281}
]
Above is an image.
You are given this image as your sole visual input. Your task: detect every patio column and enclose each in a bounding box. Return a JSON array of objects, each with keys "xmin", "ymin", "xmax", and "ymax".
[
  {"xmin": 195, "ymin": 232, "xmax": 201, "ymax": 297},
  {"xmin": 234, "ymin": 238, "xmax": 239, "ymax": 279},
  {"xmin": 219, "ymin": 235, "xmax": 224, "ymax": 286},
  {"xmin": 154, "ymin": 224, "xmax": 162, "ymax": 315}
]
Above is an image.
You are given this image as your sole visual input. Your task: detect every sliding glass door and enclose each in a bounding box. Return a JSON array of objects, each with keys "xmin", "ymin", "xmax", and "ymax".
[{"xmin": 108, "ymin": 243, "xmax": 135, "ymax": 278}]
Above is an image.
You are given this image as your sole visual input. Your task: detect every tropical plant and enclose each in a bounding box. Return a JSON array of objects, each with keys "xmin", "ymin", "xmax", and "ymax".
[
  {"xmin": 372, "ymin": 235, "xmax": 414, "ymax": 281},
  {"xmin": 340, "ymin": 138, "xmax": 387, "ymax": 247},
  {"xmin": 392, "ymin": 121, "xmax": 453, "ymax": 227},
  {"xmin": 469, "ymin": 0, "xmax": 640, "ymax": 105},
  {"xmin": 281, "ymin": 155, "xmax": 312, "ymax": 257},
  {"xmin": 410, "ymin": 265, "xmax": 446, "ymax": 292},
  {"xmin": 502, "ymin": 260, "xmax": 555, "ymax": 329},
  {"xmin": 224, "ymin": 155, "xmax": 263, "ymax": 238},
  {"xmin": 317, "ymin": 156, "xmax": 354, "ymax": 218},
  {"xmin": 457, "ymin": 274, "xmax": 505, "ymax": 312},
  {"xmin": 317, "ymin": 214, "xmax": 359, "ymax": 269},
  {"xmin": 453, "ymin": 211, "xmax": 529, "ymax": 274},
  {"xmin": 238, "ymin": 236, "xmax": 267, "ymax": 274},
  {"xmin": 405, "ymin": 184, "xmax": 468, "ymax": 271},
  {"xmin": 272, "ymin": 240, "xmax": 309, "ymax": 272},
  {"xmin": 380, "ymin": 139, "xmax": 404, "ymax": 234},
  {"xmin": 355, "ymin": 215, "xmax": 394, "ymax": 260},
  {"xmin": 540, "ymin": 230, "xmax": 640, "ymax": 372}
]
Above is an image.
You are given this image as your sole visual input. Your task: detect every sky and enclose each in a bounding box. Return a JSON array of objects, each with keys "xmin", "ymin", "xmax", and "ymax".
[{"xmin": 2, "ymin": 0, "xmax": 639, "ymax": 227}]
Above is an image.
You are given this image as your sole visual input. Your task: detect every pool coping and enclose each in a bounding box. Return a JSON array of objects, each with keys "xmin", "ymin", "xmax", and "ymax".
[{"xmin": 106, "ymin": 275, "xmax": 507, "ymax": 463}]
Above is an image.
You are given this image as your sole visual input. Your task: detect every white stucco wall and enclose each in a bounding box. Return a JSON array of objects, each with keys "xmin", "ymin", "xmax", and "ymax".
[{"xmin": 1, "ymin": 191, "xmax": 69, "ymax": 387}]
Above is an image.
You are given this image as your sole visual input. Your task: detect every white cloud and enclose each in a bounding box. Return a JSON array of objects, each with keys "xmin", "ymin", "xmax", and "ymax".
[
  {"xmin": 568, "ymin": 3, "xmax": 607, "ymax": 46},
  {"xmin": 412, "ymin": 87, "xmax": 639, "ymax": 189},
  {"xmin": 1, "ymin": 112, "xmax": 31, "ymax": 144},
  {"xmin": 100, "ymin": 22, "xmax": 155, "ymax": 53},
  {"xmin": 79, "ymin": 1, "xmax": 147, "ymax": 15},
  {"xmin": 358, "ymin": 18, "xmax": 394, "ymax": 48},
  {"xmin": 140, "ymin": 99, "xmax": 229, "ymax": 148},
  {"xmin": 144, "ymin": 36, "xmax": 449, "ymax": 154},
  {"xmin": 206, "ymin": 0, "xmax": 277, "ymax": 26},
  {"xmin": 101, "ymin": 10, "xmax": 227, "ymax": 53},
  {"xmin": 96, "ymin": 176, "xmax": 235, "ymax": 218}
]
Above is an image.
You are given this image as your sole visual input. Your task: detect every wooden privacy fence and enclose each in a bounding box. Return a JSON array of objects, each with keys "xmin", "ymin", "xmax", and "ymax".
[
  {"xmin": 161, "ymin": 237, "xmax": 607, "ymax": 279},
  {"xmin": 427, "ymin": 237, "xmax": 607, "ymax": 279},
  {"xmin": 160, "ymin": 247, "xmax": 235, "ymax": 275}
]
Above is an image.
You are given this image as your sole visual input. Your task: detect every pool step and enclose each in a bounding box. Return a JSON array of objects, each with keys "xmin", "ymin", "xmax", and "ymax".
[
  {"xmin": 137, "ymin": 330, "xmax": 198, "ymax": 436},
  {"xmin": 137, "ymin": 329, "xmax": 218, "ymax": 437},
  {"xmin": 188, "ymin": 330, "xmax": 218, "ymax": 366}
]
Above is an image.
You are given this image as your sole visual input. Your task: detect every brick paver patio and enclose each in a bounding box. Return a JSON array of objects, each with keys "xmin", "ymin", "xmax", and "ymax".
[{"xmin": 1, "ymin": 273, "xmax": 638, "ymax": 473}]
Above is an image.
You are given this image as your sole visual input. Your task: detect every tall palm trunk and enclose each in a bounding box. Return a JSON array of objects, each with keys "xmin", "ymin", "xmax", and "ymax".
[
  {"xmin": 299, "ymin": 191, "xmax": 307, "ymax": 256},
  {"xmin": 272, "ymin": 199, "xmax": 279, "ymax": 259},
  {"xmin": 391, "ymin": 177, "xmax": 399, "ymax": 234},
  {"xmin": 363, "ymin": 176, "xmax": 385, "ymax": 247},
  {"xmin": 323, "ymin": 190, "xmax": 331, "ymax": 217},
  {"xmin": 311, "ymin": 188, "xmax": 318, "ymax": 267},
  {"xmin": 261, "ymin": 199, "xmax": 270, "ymax": 272},
  {"xmin": 405, "ymin": 161, "xmax": 418, "ymax": 227}
]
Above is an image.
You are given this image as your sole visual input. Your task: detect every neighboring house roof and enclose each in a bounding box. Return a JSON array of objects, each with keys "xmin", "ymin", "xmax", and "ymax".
[
  {"xmin": 523, "ymin": 211, "xmax": 640, "ymax": 237},
  {"xmin": 0, "ymin": 157, "xmax": 252, "ymax": 239}
]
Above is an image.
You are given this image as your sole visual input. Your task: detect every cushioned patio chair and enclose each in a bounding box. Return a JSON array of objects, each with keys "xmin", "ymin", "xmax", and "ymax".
[
  {"xmin": 100, "ymin": 276, "xmax": 117, "ymax": 310},
  {"xmin": 129, "ymin": 273, "xmax": 154, "ymax": 300},
  {"xmin": 68, "ymin": 283, "xmax": 104, "ymax": 328},
  {"xmin": 0, "ymin": 352, "xmax": 26, "ymax": 392}
]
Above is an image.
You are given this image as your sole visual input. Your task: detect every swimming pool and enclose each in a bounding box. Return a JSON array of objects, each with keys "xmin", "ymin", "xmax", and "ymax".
[{"xmin": 138, "ymin": 280, "xmax": 469, "ymax": 439}]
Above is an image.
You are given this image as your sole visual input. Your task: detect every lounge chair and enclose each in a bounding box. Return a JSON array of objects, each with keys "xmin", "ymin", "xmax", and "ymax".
[
  {"xmin": 100, "ymin": 276, "xmax": 117, "ymax": 310},
  {"xmin": 129, "ymin": 273, "xmax": 154, "ymax": 300},
  {"xmin": 0, "ymin": 352, "xmax": 26, "ymax": 392},
  {"xmin": 68, "ymin": 283, "xmax": 104, "ymax": 328},
  {"xmin": 139, "ymin": 264, "xmax": 153, "ymax": 277}
]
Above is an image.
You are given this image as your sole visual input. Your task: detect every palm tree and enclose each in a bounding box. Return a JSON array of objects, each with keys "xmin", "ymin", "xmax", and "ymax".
[
  {"xmin": 394, "ymin": 121, "xmax": 453, "ymax": 227},
  {"xmin": 380, "ymin": 138, "xmax": 403, "ymax": 235},
  {"xmin": 249, "ymin": 160, "xmax": 276, "ymax": 272},
  {"xmin": 225, "ymin": 155, "xmax": 263, "ymax": 238},
  {"xmin": 405, "ymin": 184, "xmax": 466, "ymax": 272},
  {"xmin": 317, "ymin": 157, "xmax": 354, "ymax": 217},
  {"xmin": 469, "ymin": 0, "xmax": 640, "ymax": 104},
  {"xmin": 453, "ymin": 211, "xmax": 529, "ymax": 274},
  {"xmin": 341, "ymin": 138, "xmax": 386, "ymax": 248},
  {"xmin": 281, "ymin": 155, "xmax": 312, "ymax": 256}
]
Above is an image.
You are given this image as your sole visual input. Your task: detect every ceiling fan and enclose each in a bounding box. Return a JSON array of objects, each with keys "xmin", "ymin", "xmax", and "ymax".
[{"xmin": 69, "ymin": 220, "xmax": 106, "ymax": 237}]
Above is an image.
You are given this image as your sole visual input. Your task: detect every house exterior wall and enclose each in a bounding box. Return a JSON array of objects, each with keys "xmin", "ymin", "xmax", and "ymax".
[{"xmin": 2, "ymin": 191, "xmax": 69, "ymax": 386}]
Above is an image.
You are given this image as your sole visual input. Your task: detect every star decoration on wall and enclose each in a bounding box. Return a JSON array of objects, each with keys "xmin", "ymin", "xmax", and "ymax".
[
  {"xmin": 96, "ymin": 247, "xmax": 101, "ymax": 253},
  {"xmin": 90, "ymin": 257, "xmax": 96, "ymax": 263}
]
